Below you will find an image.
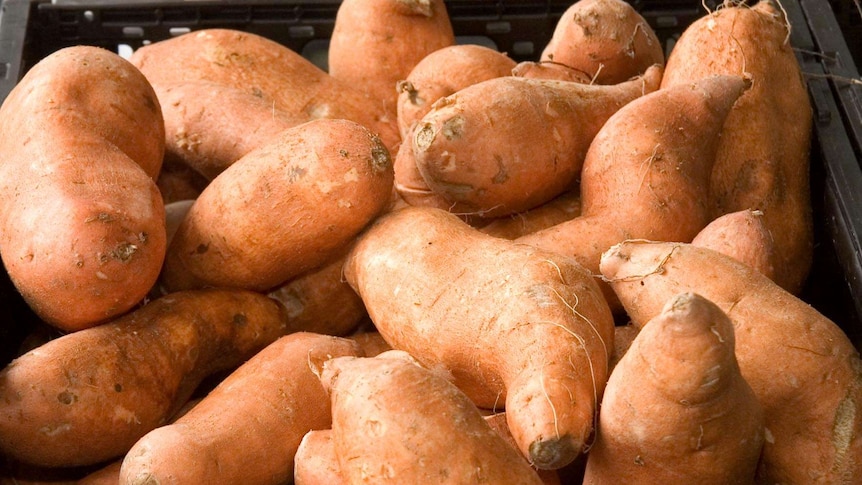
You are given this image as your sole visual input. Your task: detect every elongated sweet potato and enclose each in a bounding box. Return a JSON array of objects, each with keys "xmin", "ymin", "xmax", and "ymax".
[
  {"xmin": 0, "ymin": 46, "xmax": 166, "ymax": 331},
  {"xmin": 517, "ymin": 74, "xmax": 750, "ymax": 309},
  {"xmin": 344, "ymin": 206, "xmax": 614, "ymax": 469},
  {"xmin": 160, "ymin": 118, "xmax": 393, "ymax": 293},
  {"xmin": 583, "ymin": 292, "xmax": 764, "ymax": 484},
  {"xmin": 129, "ymin": 28, "xmax": 399, "ymax": 150},
  {"xmin": 0, "ymin": 289, "xmax": 290, "ymax": 467},
  {"xmin": 540, "ymin": 0, "xmax": 664, "ymax": 84},
  {"xmin": 660, "ymin": 0, "xmax": 813, "ymax": 294},
  {"xmin": 315, "ymin": 350, "xmax": 547, "ymax": 484},
  {"xmin": 120, "ymin": 332, "xmax": 361, "ymax": 485},
  {"xmin": 410, "ymin": 65, "xmax": 662, "ymax": 217},
  {"xmin": 600, "ymin": 240, "xmax": 862, "ymax": 483},
  {"xmin": 330, "ymin": 0, "xmax": 454, "ymax": 129}
]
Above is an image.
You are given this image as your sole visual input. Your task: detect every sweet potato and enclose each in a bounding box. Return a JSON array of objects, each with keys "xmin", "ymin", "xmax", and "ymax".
[
  {"xmin": 540, "ymin": 0, "xmax": 664, "ymax": 84},
  {"xmin": 267, "ymin": 252, "xmax": 368, "ymax": 337},
  {"xmin": 329, "ymin": 0, "xmax": 454, "ymax": 130},
  {"xmin": 660, "ymin": 0, "xmax": 813, "ymax": 294},
  {"xmin": 0, "ymin": 289, "xmax": 290, "ymax": 467},
  {"xmin": 483, "ymin": 413, "xmax": 563, "ymax": 485},
  {"xmin": 691, "ymin": 209, "xmax": 776, "ymax": 280},
  {"xmin": 315, "ymin": 350, "xmax": 547, "ymax": 484},
  {"xmin": 511, "ymin": 60, "xmax": 593, "ymax": 82},
  {"xmin": 344, "ymin": 206, "xmax": 614, "ymax": 469},
  {"xmin": 516, "ymin": 74, "xmax": 750, "ymax": 308},
  {"xmin": 479, "ymin": 188, "xmax": 581, "ymax": 239},
  {"xmin": 600, "ymin": 240, "xmax": 862, "ymax": 483},
  {"xmin": 583, "ymin": 292, "xmax": 764, "ymax": 484},
  {"xmin": 396, "ymin": 44, "xmax": 516, "ymax": 140},
  {"xmin": 394, "ymin": 44, "xmax": 517, "ymax": 209},
  {"xmin": 129, "ymin": 28, "xmax": 400, "ymax": 150},
  {"xmin": 0, "ymin": 45, "xmax": 166, "ymax": 331},
  {"xmin": 155, "ymin": 81, "xmax": 305, "ymax": 180},
  {"xmin": 409, "ymin": 65, "xmax": 662, "ymax": 217},
  {"xmin": 294, "ymin": 429, "xmax": 344, "ymax": 485},
  {"xmin": 119, "ymin": 332, "xmax": 361, "ymax": 485},
  {"xmin": 160, "ymin": 118, "xmax": 393, "ymax": 293}
]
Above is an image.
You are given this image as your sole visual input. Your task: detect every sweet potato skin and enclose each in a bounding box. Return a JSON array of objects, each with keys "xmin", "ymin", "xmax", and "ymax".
[
  {"xmin": 540, "ymin": 0, "xmax": 664, "ymax": 84},
  {"xmin": 155, "ymin": 81, "xmax": 304, "ymax": 180},
  {"xmin": 318, "ymin": 351, "xmax": 546, "ymax": 484},
  {"xmin": 660, "ymin": 0, "xmax": 813, "ymax": 294},
  {"xmin": 344, "ymin": 206, "xmax": 614, "ymax": 470},
  {"xmin": 411, "ymin": 66, "xmax": 662, "ymax": 217},
  {"xmin": 600, "ymin": 241, "xmax": 862, "ymax": 484},
  {"xmin": 583, "ymin": 292, "xmax": 764, "ymax": 485},
  {"xmin": 129, "ymin": 28, "xmax": 399, "ymax": 150},
  {"xmin": 0, "ymin": 289, "xmax": 290, "ymax": 467},
  {"xmin": 329, "ymin": 0, "xmax": 454, "ymax": 128},
  {"xmin": 0, "ymin": 45, "xmax": 166, "ymax": 331},
  {"xmin": 516, "ymin": 74, "xmax": 750, "ymax": 310},
  {"xmin": 119, "ymin": 332, "xmax": 361, "ymax": 485},
  {"xmin": 692, "ymin": 209, "xmax": 776, "ymax": 280},
  {"xmin": 161, "ymin": 118, "xmax": 393, "ymax": 293}
]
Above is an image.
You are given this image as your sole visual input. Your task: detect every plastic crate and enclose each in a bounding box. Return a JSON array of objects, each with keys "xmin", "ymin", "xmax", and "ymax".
[{"xmin": 0, "ymin": 0, "xmax": 860, "ymax": 355}]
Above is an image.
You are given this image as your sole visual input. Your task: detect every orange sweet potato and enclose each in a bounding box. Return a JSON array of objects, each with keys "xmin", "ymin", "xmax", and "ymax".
[
  {"xmin": 129, "ymin": 28, "xmax": 400, "ymax": 150},
  {"xmin": 294, "ymin": 429, "xmax": 344, "ymax": 485},
  {"xmin": 155, "ymin": 81, "xmax": 304, "ymax": 180},
  {"xmin": 479, "ymin": 189, "xmax": 581, "ymax": 240},
  {"xmin": 119, "ymin": 332, "xmax": 361, "ymax": 485},
  {"xmin": 396, "ymin": 44, "xmax": 516, "ymax": 140},
  {"xmin": 516, "ymin": 74, "xmax": 750, "ymax": 308},
  {"xmin": 540, "ymin": 0, "xmax": 664, "ymax": 84},
  {"xmin": 692, "ymin": 209, "xmax": 776, "ymax": 280},
  {"xmin": 344, "ymin": 206, "xmax": 614, "ymax": 469},
  {"xmin": 329, "ymin": 0, "xmax": 455, "ymax": 129},
  {"xmin": 409, "ymin": 65, "xmax": 662, "ymax": 217},
  {"xmin": 0, "ymin": 289, "xmax": 290, "ymax": 467},
  {"xmin": 267, "ymin": 252, "xmax": 368, "ymax": 337},
  {"xmin": 394, "ymin": 44, "xmax": 517, "ymax": 210},
  {"xmin": 600, "ymin": 240, "xmax": 862, "ymax": 483},
  {"xmin": 583, "ymin": 292, "xmax": 764, "ymax": 484},
  {"xmin": 314, "ymin": 350, "xmax": 547, "ymax": 484},
  {"xmin": 0, "ymin": 45, "xmax": 166, "ymax": 331},
  {"xmin": 160, "ymin": 118, "xmax": 393, "ymax": 293},
  {"xmin": 660, "ymin": 0, "xmax": 813, "ymax": 294}
]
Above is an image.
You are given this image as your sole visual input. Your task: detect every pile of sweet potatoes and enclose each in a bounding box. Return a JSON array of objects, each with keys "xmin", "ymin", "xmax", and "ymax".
[{"xmin": 0, "ymin": 0, "xmax": 860, "ymax": 484}]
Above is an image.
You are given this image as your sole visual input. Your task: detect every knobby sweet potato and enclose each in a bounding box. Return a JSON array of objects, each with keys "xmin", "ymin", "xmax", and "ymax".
[
  {"xmin": 600, "ymin": 240, "xmax": 862, "ymax": 483},
  {"xmin": 344, "ymin": 206, "xmax": 614, "ymax": 469},
  {"xmin": 0, "ymin": 289, "xmax": 290, "ymax": 467},
  {"xmin": 583, "ymin": 292, "xmax": 764, "ymax": 484},
  {"xmin": 0, "ymin": 46, "xmax": 166, "ymax": 331}
]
